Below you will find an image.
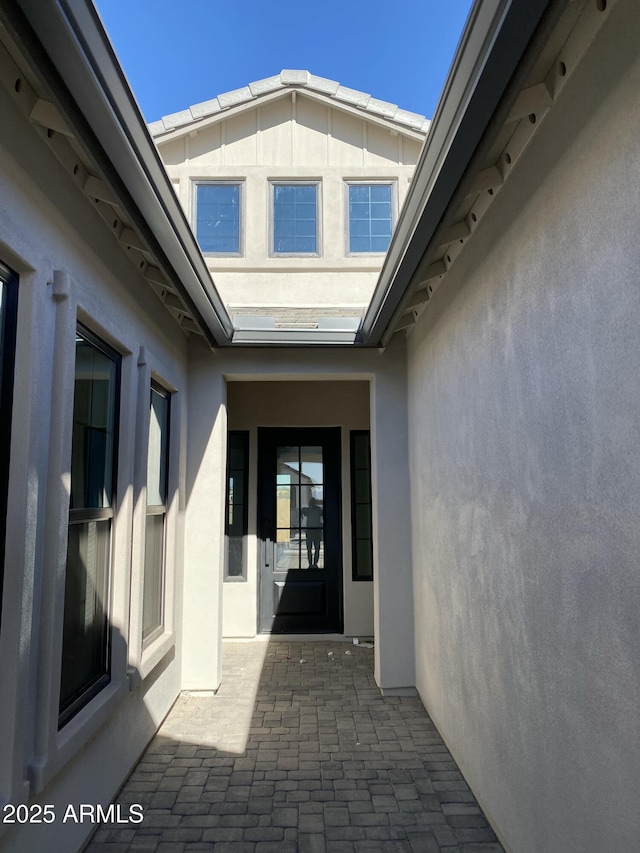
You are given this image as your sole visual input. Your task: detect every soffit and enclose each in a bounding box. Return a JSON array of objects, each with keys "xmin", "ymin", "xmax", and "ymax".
[
  {"xmin": 365, "ymin": 0, "xmax": 617, "ymax": 346},
  {"xmin": 0, "ymin": 0, "xmax": 234, "ymax": 346}
]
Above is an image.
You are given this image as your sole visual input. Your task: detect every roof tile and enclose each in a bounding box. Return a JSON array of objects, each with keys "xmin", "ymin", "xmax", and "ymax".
[
  {"xmin": 190, "ymin": 97, "xmax": 222, "ymax": 120},
  {"xmin": 280, "ymin": 69, "xmax": 310, "ymax": 85},
  {"xmin": 162, "ymin": 109, "xmax": 193, "ymax": 130},
  {"xmin": 151, "ymin": 71, "xmax": 428, "ymax": 137},
  {"xmin": 307, "ymin": 74, "xmax": 340, "ymax": 96},
  {"xmin": 217, "ymin": 86, "xmax": 254, "ymax": 109},
  {"xmin": 335, "ymin": 85, "xmax": 371, "ymax": 109},
  {"xmin": 249, "ymin": 75, "xmax": 283, "ymax": 96}
]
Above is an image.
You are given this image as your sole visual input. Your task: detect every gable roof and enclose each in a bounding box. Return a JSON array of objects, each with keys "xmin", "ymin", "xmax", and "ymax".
[{"xmin": 149, "ymin": 70, "xmax": 430, "ymax": 140}]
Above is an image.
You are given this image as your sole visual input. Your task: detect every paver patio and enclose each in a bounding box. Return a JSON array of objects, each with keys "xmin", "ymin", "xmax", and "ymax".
[{"xmin": 86, "ymin": 641, "xmax": 503, "ymax": 852}]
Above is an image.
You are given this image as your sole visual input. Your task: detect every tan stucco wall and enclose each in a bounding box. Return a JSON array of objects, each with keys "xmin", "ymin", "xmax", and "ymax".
[
  {"xmin": 405, "ymin": 1, "xmax": 640, "ymax": 849},
  {"xmin": 158, "ymin": 94, "xmax": 423, "ymax": 310}
]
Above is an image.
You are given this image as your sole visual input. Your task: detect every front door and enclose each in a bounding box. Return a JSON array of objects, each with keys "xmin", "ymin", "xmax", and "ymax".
[{"xmin": 258, "ymin": 427, "xmax": 342, "ymax": 633}]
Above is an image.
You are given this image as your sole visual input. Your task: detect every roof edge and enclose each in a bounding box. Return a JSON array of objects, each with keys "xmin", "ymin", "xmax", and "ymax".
[
  {"xmin": 6, "ymin": 0, "xmax": 234, "ymax": 345},
  {"xmin": 149, "ymin": 69, "xmax": 430, "ymax": 139},
  {"xmin": 360, "ymin": 0, "xmax": 560, "ymax": 345}
]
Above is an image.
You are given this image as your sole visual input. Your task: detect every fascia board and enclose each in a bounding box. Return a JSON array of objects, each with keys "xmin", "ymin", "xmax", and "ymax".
[
  {"xmin": 295, "ymin": 88, "xmax": 427, "ymax": 141},
  {"xmin": 153, "ymin": 88, "xmax": 290, "ymax": 144},
  {"xmin": 360, "ymin": 0, "xmax": 556, "ymax": 345},
  {"xmin": 154, "ymin": 87, "xmax": 427, "ymax": 146},
  {"xmin": 10, "ymin": 0, "xmax": 234, "ymax": 345}
]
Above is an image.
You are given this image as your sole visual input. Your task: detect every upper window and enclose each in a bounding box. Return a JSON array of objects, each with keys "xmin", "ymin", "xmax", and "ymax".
[
  {"xmin": 60, "ymin": 326, "xmax": 120, "ymax": 727},
  {"xmin": 271, "ymin": 182, "xmax": 319, "ymax": 255},
  {"xmin": 195, "ymin": 182, "xmax": 242, "ymax": 254},
  {"xmin": 347, "ymin": 183, "xmax": 394, "ymax": 254},
  {"xmin": 143, "ymin": 382, "xmax": 170, "ymax": 645}
]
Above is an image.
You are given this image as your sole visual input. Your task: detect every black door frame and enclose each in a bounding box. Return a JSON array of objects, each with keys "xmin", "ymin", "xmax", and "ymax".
[{"xmin": 257, "ymin": 426, "xmax": 343, "ymax": 634}]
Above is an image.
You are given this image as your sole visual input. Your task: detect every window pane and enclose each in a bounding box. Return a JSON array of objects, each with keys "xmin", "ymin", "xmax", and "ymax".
[
  {"xmin": 60, "ymin": 520, "xmax": 110, "ymax": 713},
  {"xmin": 143, "ymin": 513, "xmax": 164, "ymax": 640},
  {"xmin": 228, "ymin": 538, "xmax": 244, "ymax": 577},
  {"xmin": 371, "ymin": 184, "xmax": 391, "ymax": 202},
  {"xmin": 355, "ymin": 540, "xmax": 373, "ymax": 579},
  {"xmin": 300, "ymin": 448, "xmax": 323, "ymax": 484},
  {"xmin": 355, "ymin": 503, "xmax": 372, "ymax": 538},
  {"xmin": 70, "ymin": 334, "xmax": 118, "ymax": 510},
  {"xmin": 303, "ymin": 526, "xmax": 323, "ymax": 569},
  {"xmin": 348, "ymin": 184, "xmax": 393, "ymax": 254},
  {"xmin": 277, "ymin": 484, "xmax": 299, "ymax": 529},
  {"xmin": 147, "ymin": 386, "xmax": 169, "ymax": 506},
  {"xmin": 225, "ymin": 432, "xmax": 249, "ymax": 580},
  {"xmin": 350, "ymin": 431, "xmax": 374, "ymax": 581},
  {"xmin": 273, "ymin": 184, "xmax": 317, "ymax": 254},
  {"xmin": 276, "ymin": 529, "xmax": 301, "ymax": 570},
  {"xmin": 196, "ymin": 184, "xmax": 240, "ymax": 253},
  {"xmin": 353, "ymin": 433, "xmax": 370, "ymax": 469},
  {"xmin": 354, "ymin": 468, "xmax": 371, "ymax": 503}
]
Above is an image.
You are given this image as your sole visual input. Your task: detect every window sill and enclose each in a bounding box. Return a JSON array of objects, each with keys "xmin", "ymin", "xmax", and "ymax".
[
  {"xmin": 128, "ymin": 630, "xmax": 176, "ymax": 689},
  {"xmin": 29, "ymin": 678, "xmax": 127, "ymax": 795}
]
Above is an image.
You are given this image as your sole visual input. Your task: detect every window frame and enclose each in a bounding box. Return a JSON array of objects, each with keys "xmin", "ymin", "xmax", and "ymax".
[
  {"xmin": 344, "ymin": 180, "xmax": 396, "ymax": 256},
  {"xmin": 350, "ymin": 430, "xmax": 374, "ymax": 582},
  {"xmin": 0, "ymin": 261, "xmax": 18, "ymax": 628},
  {"xmin": 269, "ymin": 180, "xmax": 322, "ymax": 257},
  {"xmin": 193, "ymin": 179, "xmax": 244, "ymax": 257},
  {"xmin": 142, "ymin": 380, "xmax": 171, "ymax": 647},
  {"xmin": 59, "ymin": 323, "xmax": 121, "ymax": 728},
  {"xmin": 224, "ymin": 430, "xmax": 249, "ymax": 582}
]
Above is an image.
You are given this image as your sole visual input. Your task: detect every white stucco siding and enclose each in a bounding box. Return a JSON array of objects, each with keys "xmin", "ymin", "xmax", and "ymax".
[
  {"xmin": 185, "ymin": 341, "xmax": 415, "ymax": 691},
  {"xmin": 406, "ymin": 2, "xmax": 640, "ymax": 850},
  {"xmin": 0, "ymin": 84, "xmax": 189, "ymax": 852}
]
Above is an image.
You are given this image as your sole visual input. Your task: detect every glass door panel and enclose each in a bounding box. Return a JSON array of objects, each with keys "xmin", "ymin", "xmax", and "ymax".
[{"xmin": 260, "ymin": 429, "xmax": 341, "ymax": 632}]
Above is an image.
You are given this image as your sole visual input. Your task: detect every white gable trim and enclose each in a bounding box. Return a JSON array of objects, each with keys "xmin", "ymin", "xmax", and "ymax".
[{"xmin": 151, "ymin": 72, "xmax": 430, "ymax": 143}]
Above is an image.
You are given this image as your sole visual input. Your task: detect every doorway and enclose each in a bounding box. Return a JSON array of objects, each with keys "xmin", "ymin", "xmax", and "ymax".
[{"xmin": 258, "ymin": 427, "xmax": 342, "ymax": 633}]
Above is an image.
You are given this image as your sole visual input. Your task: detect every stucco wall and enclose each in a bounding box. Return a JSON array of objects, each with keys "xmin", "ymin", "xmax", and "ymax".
[
  {"xmin": 159, "ymin": 94, "xmax": 422, "ymax": 310},
  {"xmin": 215, "ymin": 342, "xmax": 414, "ymax": 690},
  {"xmin": 406, "ymin": 3, "xmax": 640, "ymax": 850},
  {"xmin": 0, "ymin": 81, "xmax": 188, "ymax": 852}
]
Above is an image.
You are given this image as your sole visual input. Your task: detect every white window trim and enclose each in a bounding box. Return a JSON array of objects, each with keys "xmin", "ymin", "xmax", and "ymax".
[
  {"xmin": 269, "ymin": 179, "xmax": 322, "ymax": 258},
  {"xmin": 127, "ymin": 347, "xmax": 180, "ymax": 687},
  {"xmin": 27, "ymin": 293, "xmax": 134, "ymax": 795},
  {"xmin": 192, "ymin": 179, "xmax": 244, "ymax": 257},
  {"xmin": 343, "ymin": 179, "xmax": 397, "ymax": 257}
]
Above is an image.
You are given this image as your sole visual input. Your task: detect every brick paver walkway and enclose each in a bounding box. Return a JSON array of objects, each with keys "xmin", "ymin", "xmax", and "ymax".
[{"xmin": 87, "ymin": 641, "xmax": 503, "ymax": 852}]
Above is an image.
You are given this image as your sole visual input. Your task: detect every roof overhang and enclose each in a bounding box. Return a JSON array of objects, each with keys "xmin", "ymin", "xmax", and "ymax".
[
  {"xmin": 1, "ymin": 0, "xmax": 604, "ymax": 349},
  {"xmin": 150, "ymin": 70, "xmax": 429, "ymax": 144},
  {"xmin": 360, "ymin": 0, "xmax": 563, "ymax": 346},
  {"xmin": 0, "ymin": 0, "xmax": 234, "ymax": 347}
]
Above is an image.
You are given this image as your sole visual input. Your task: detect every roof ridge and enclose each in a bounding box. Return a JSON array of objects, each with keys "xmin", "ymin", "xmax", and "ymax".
[{"xmin": 149, "ymin": 70, "xmax": 430, "ymax": 137}]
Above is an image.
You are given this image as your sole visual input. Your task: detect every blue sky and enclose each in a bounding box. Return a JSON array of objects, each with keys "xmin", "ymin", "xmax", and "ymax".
[{"xmin": 94, "ymin": 0, "xmax": 474, "ymax": 123}]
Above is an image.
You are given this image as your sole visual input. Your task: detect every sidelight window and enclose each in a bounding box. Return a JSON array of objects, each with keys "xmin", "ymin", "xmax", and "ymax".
[
  {"xmin": 350, "ymin": 431, "xmax": 373, "ymax": 580},
  {"xmin": 225, "ymin": 431, "xmax": 249, "ymax": 580}
]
